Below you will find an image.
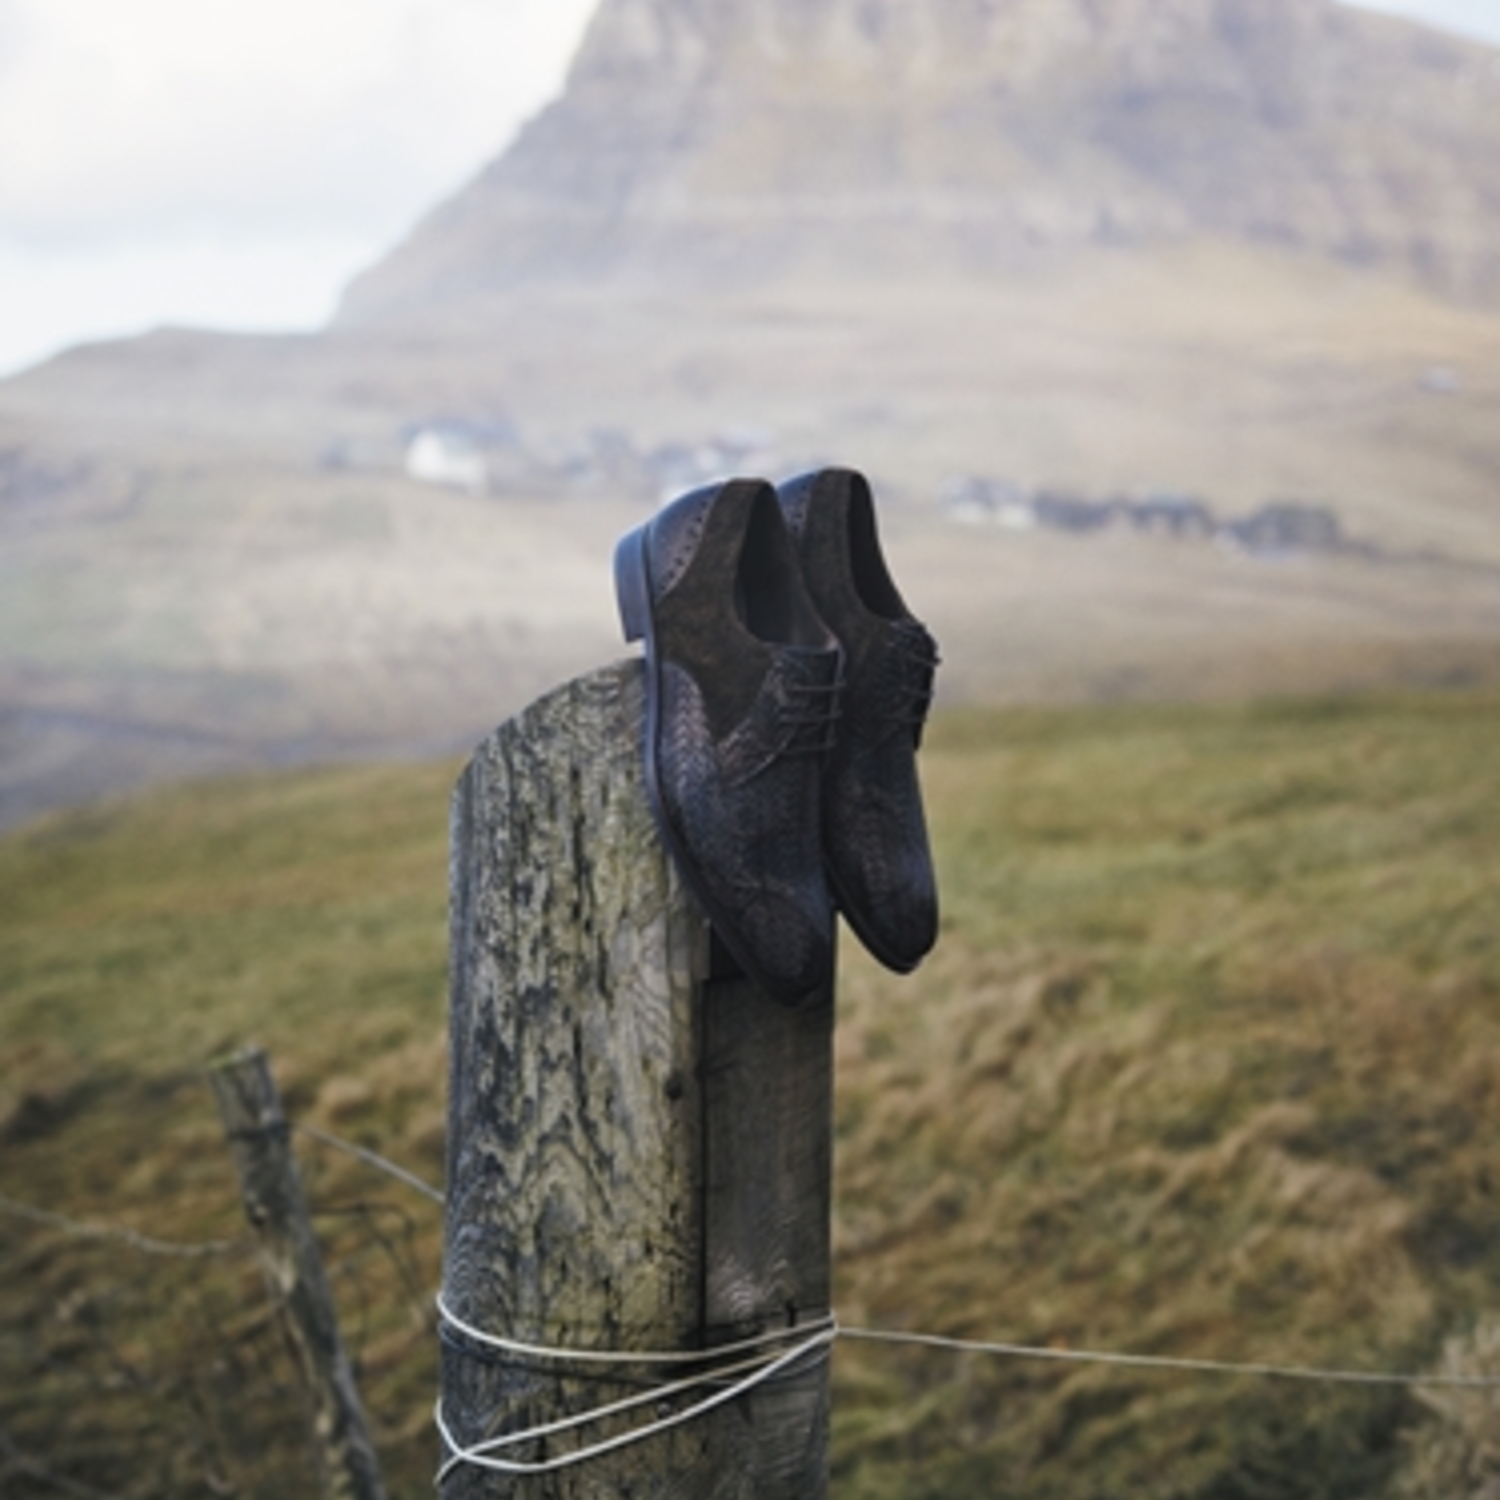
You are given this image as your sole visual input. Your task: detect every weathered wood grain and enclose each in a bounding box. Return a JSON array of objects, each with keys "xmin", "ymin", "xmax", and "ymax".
[
  {"xmin": 701, "ymin": 967, "xmax": 833, "ymax": 1494},
  {"xmin": 443, "ymin": 659, "xmax": 832, "ymax": 1498},
  {"xmin": 209, "ymin": 1046, "xmax": 388, "ymax": 1500}
]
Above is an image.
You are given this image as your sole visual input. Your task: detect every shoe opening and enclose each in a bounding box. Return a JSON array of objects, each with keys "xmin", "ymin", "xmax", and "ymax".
[
  {"xmin": 844, "ymin": 475, "xmax": 907, "ymax": 621},
  {"xmin": 737, "ymin": 489, "xmax": 831, "ymax": 648}
]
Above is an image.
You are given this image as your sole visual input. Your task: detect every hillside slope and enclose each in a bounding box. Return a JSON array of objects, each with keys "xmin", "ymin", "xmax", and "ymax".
[
  {"xmin": 4, "ymin": 1, "xmax": 1500, "ymax": 828},
  {"xmin": 3, "ymin": 690, "xmax": 1500, "ymax": 1498}
]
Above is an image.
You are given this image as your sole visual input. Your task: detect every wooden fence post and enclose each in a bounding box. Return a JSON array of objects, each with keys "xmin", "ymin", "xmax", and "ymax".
[
  {"xmin": 209, "ymin": 1046, "xmax": 389, "ymax": 1500},
  {"xmin": 441, "ymin": 659, "xmax": 834, "ymax": 1497}
]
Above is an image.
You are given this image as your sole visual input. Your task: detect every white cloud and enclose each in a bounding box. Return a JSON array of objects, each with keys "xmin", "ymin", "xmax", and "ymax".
[
  {"xmin": 0, "ymin": 232, "xmax": 378, "ymax": 375},
  {"xmin": 1342, "ymin": 0, "xmax": 1500, "ymax": 46},
  {"xmin": 0, "ymin": 0, "xmax": 1497, "ymax": 378},
  {"xmin": 0, "ymin": 0, "xmax": 598, "ymax": 374},
  {"xmin": 0, "ymin": 0, "xmax": 598, "ymax": 245}
]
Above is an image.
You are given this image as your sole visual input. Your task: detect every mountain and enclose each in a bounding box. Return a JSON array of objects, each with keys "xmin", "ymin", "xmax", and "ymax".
[
  {"xmin": 340, "ymin": 0, "xmax": 1500, "ymax": 324},
  {"xmin": 5, "ymin": 0, "xmax": 1500, "ymax": 832}
]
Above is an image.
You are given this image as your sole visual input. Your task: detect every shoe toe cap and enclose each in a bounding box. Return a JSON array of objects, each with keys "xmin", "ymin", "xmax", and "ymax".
[{"xmin": 729, "ymin": 885, "xmax": 836, "ymax": 1006}]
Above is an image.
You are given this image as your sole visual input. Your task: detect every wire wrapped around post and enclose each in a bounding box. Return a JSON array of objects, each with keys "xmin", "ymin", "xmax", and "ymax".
[{"xmin": 442, "ymin": 660, "xmax": 835, "ymax": 1498}]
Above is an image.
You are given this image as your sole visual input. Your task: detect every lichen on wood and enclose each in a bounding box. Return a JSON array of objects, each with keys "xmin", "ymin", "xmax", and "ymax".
[{"xmin": 443, "ymin": 659, "xmax": 832, "ymax": 1498}]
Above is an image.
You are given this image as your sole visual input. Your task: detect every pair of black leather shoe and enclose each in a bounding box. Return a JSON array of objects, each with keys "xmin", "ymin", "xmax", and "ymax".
[{"xmin": 614, "ymin": 467, "xmax": 939, "ymax": 1007}]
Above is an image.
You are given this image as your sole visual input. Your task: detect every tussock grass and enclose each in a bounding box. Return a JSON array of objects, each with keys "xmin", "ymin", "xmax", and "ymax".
[
  {"xmin": 833, "ymin": 693, "xmax": 1500, "ymax": 1498},
  {"xmin": 0, "ymin": 762, "xmax": 457, "ymax": 1499},
  {"xmin": 2, "ymin": 693, "xmax": 1499, "ymax": 1497}
]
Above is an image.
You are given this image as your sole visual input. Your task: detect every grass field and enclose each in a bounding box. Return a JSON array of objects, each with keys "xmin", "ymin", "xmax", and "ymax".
[{"xmin": 2, "ymin": 689, "xmax": 1499, "ymax": 1497}]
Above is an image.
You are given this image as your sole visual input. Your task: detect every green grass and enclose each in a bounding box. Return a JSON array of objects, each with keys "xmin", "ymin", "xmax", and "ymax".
[{"xmin": 2, "ymin": 693, "xmax": 1500, "ymax": 1497}]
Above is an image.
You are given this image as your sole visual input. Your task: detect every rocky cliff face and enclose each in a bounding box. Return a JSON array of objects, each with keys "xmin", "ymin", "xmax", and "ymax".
[
  {"xmin": 337, "ymin": 0, "xmax": 1500, "ymax": 324},
  {"xmin": 340, "ymin": 0, "xmax": 1500, "ymax": 323}
]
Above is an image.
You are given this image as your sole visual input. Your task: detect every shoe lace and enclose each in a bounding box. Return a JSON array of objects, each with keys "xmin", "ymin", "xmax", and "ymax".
[
  {"xmin": 779, "ymin": 665, "xmax": 845, "ymax": 759},
  {"xmin": 881, "ymin": 624, "xmax": 939, "ymax": 736}
]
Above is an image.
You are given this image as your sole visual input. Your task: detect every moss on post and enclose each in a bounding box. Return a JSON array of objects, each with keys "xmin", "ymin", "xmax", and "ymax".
[{"xmin": 442, "ymin": 659, "xmax": 832, "ymax": 1498}]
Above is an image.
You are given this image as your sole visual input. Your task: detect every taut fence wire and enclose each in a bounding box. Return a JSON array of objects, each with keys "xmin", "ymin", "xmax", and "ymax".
[
  {"xmin": 309, "ymin": 1120, "xmax": 1500, "ymax": 1397},
  {"xmin": 1, "ymin": 1090, "xmax": 444, "ymax": 1500},
  {"xmin": 7, "ymin": 1083, "xmax": 1500, "ymax": 1500},
  {"xmin": 0, "ymin": 1192, "xmax": 249, "ymax": 1261}
]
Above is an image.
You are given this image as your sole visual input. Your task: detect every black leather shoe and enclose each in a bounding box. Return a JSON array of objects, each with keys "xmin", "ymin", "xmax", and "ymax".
[
  {"xmin": 615, "ymin": 478, "xmax": 843, "ymax": 1007},
  {"xmin": 776, "ymin": 468, "xmax": 939, "ymax": 973}
]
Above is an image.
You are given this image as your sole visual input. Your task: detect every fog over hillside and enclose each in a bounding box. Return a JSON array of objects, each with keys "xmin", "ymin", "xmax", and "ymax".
[{"xmin": 2, "ymin": 0, "xmax": 1499, "ymax": 829}]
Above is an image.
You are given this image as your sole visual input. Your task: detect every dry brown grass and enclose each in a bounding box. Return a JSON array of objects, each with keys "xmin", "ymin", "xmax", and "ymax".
[
  {"xmin": 2, "ymin": 689, "xmax": 1499, "ymax": 1496},
  {"xmin": 830, "ymin": 693, "xmax": 1500, "ymax": 1497}
]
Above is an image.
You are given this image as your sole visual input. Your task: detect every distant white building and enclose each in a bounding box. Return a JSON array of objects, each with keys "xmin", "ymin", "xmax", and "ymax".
[
  {"xmin": 405, "ymin": 426, "xmax": 489, "ymax": 493},
  {"xmin": 995, "ymin": 500, "xmax": 1037, "ymax": 531},
  {"xmin": 941, "ymin": 475, "xmax": 1034, "ymax": 528}
]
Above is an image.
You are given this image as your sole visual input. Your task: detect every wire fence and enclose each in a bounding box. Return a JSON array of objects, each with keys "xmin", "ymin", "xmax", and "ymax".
[
  {"xmin": 0, "ymin": 1078, "xmax": 444, "ymax": 1500},
  {"xmin": 1, "ymin": 1206, "xmax": 316, "ymax": 1499},
  {"xmin": 288, "ymin": 1131, "xmax": 1500, "ymax": 1394},
  {"xmin": 0, "ymin": 1192, "xmax": 249, "ymax": 1260},
  {"xmin": 5, "ymin": 1076, "xmax": 1499, "ymax": 1500}
]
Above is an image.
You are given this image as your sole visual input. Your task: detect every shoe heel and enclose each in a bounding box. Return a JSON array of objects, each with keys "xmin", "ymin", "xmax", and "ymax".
[{"xmin": 613, "ymin": 525, "xmax": 651, "ymax": 643}]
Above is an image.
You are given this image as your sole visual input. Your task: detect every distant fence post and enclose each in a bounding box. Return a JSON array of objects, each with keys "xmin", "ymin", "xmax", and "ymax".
[
  {"xmin": 441, "ymin": 659, "xmax": 834, "ymax": 1497},
  {"xmin": 209, "ymin": 1046, "xmax": 389, "ymax": 1500}
]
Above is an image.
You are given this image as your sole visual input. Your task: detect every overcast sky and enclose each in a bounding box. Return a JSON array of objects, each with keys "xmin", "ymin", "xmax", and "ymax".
[{"xmin": 1, "ymin": 0, "xmax": 1497, "ymax": 379}]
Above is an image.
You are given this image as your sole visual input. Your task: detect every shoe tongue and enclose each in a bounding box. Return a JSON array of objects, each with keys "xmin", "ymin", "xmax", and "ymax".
[{"xmin": 783, "ymin": 641, "xmax": 843, "ymax": 684}]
